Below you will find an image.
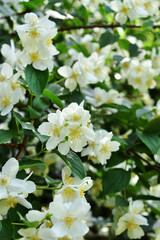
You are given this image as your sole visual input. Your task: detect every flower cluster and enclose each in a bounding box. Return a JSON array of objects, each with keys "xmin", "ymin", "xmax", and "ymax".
[
  {"xmin": 115, "ymin": 200, "xmax": 148, "ymax": 239},
  {"xmin": 38, "ymin": 102, "xmax": 120, "ymax": 164},
  {"xmin": 109, "ymin": 0, "xmax": 159, "ymax": 24},
  {"xmin": 38, "ymin": 101, "xmax": 95, "ymax": 154},
  {"xmin": 18, "ymin": 166, "xmax": 92, "ymax": 239},
  {"xmin": 58, "ymin": 52, "xmax": 109, "ymax": 91},
  {"xmin": 0, "ymin": 158, "xmax": 36, "ymax": 216},
  {"xmin": 82, "ymin": 129, "xmax": 120, "ymax": 165},
  {"xmin": 120, "ymin": 58, "xmax": 157, "ymax": 92},
  {"xmin": 16, "ymin": 12, "xmax": 59, "ymax": 71}
]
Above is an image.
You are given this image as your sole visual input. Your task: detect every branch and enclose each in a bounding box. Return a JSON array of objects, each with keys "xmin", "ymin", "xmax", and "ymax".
[
  {"xmin": 58, "ymin": 23, "xmax": 160, "ymax": 31},
  {"xmin": 0, "ymin": 143, "xmax": 20, "ymax": 148},
  {"xmin": 127, "ymin": 149, "xmax": 160, "ymax": 173},
  {"xmin": 16, "ymin": 119, "xmax": 35, "ymax": 160}
]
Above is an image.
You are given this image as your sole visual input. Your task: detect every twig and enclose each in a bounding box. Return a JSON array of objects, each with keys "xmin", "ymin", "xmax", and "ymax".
[
  {"xmin": 58, "ymin": 24, "xmax": 160, "ymax": 31},
  {"xmin": 0, "ymin": 143, "xmax": 20, "ymax": 148},
  {"xmin": 16, "ymin": 119, "xmax": 35, "ymax": 160},
  {"xmin": 127, "ymin": 149, "xmax": 160, "ymax": 173}
]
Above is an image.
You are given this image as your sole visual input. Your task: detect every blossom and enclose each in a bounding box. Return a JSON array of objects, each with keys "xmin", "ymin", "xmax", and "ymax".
[
  {"xmin": 0, "ymin": 158, "xmax": 36, "ymax": 215},
  {"xmin": 38, "ymin": 110, "xmax": 66, "ymax": 151},
  {"xmin": 15, "ymin": 12, "xmax": 59, "ymax": 71},
  {"xmin": 110, "ymin": 0, "xmax": 135, "ymax": 24},
  {"xmin": 18, "ymin": 228, "xmax": 41, "ymax": 240},
  {"xmin": 116, "ymin": 213, "xmax": 148, "ymax": 239},
  {"xmin": 0, "ymin": 63, "xmax": 13, "ymax": 82},
  {"xmin": 82, "ymin": 130, "xmax": 120, "ymax": 165},
  {"xmin": 0, "ymin": 82, "xmax": 21, "ymax": 115},
  {"xmin": 49, "ymin": 194, "xmax": 90, "ymax": 238}
]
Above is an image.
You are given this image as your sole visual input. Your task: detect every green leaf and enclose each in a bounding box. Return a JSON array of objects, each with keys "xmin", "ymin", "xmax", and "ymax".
[
  {"xmin": 136, "ymin": 129, "xmax": 160, "ymax": 155},
  {"xmin": 129, "ymin": 43, "xmax": 140, "ymax": 57},
  {"xmin": 0, "ymin": 221, "xmax": 2, "ymax": 231},
  {"xmin": 19, "ymin": 1, "xmax": 38, "ymax": 10},
  {"xmin": 75, "ymin": 6, "xmax": 88, "ymax": 25},
  {"xmin": 107, "ymin": 152, "xmax": 126, "ymax": 168},
  {"xmin": 66, "ymin": 151, "xmax": 86, "ymax": 179},
  {"xmin": 28, "ymin": 106, "xmax": 41, "ymax": 119},
  {"xmin": 19, "ymin": 158, "xmax": 46, "ymax": 171},
  {"xmin": 118, "ymin": 39, "xmax": 131, "ymax": 51},
  {"xmin": 25, "ymin": 65, "xmax": 49, "ymax": 98},
  {"xmin": 144, "ymin": 117, "xmax": 160, "ymax": 134},
  {"xmin": 54, "ymin": 150, "xmax": 85, "ymax": 179},
  {"xmin": 99, "ymin": 31, "xmax": 119, "ymax": 48},
  {"xmin": 102, "ymin": 169, "xmax": 131, "ymax": 194},
  {"xmin": 43, "ymin": 89, "xmax": 63, "ymax": 109},
  {"xmin": 0, "ymin": 130, "xmax": 16, "ymax": 144}
]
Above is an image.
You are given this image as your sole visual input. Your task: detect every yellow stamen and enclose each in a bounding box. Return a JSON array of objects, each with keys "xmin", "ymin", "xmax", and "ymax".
[
  {"xmin": 28, "ymin": 29, "xmax": 40, "ymax": 39},
  {"xmin": 70, "ymin": 128, "xmax": 82, "ymax": 140},
  {"xmin": 134, "ymin": 78, "xmax": 141, "ymax": 84},
  {"xmin": 121, "ymin": 6, "xmax": 129, "ymax": 14},
  {"xmin": 73, "ymin": 113, "xmax": 81, "ymax": 121},
  {"xmin": 100, "ymin": 144, "xmax": 111, "ymax": 153},
  {"xmin": 5, "ymin": 196, "xmax": 18, "ymax": 208},
  {"xmin": 29, "ymin": 51, "xmax": 40, "ymax": 62},
  {"xmin": 46, "ymin": 37, "xmax": 53, "ymax": 47},
  {"xmin": 63, "ymin": 187, "xmax": 75, "ymax": 198},
  {"xmin": 49, "ymin": 124, "xmax": 60, "ymax": 136},
  {"xmin": 64, "ymin": 216, "xmax": 76, "ymax": 228},
  {"xmin": 0, "ymin": 75, "xmax": 6, "ymax": 82},
  {"xmin": 1, "ymin": 95, "xmax": 11, "ymax": 107},
  {"xmin": 0, "ymin": 177, "xmax": 8, "ymax": 186}
]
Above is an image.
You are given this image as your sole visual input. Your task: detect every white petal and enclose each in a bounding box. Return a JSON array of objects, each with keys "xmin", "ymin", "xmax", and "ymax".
[
  {"xmin": 58, "ymin": 66, "xmax": 72, "ymax": 78},
  {"xmin": 69, "ymin": 219, "xmax": 89, "ymax": 237},
  {"xmin": 1, "ymin": 63, "xmax": 13, "ymax": 79},
  {"xmin": 58, "ymin": 141, "xmax": 70, "ymax": 155},
  {"xmin": 26, "ymin": 210, "xmax": 46, "ymax": 222},
  {"xmin": 39, "ymin": 228, "xmax": 57, "ymax": 240},
  {"xmin": 46, "ymin": 136, "xmax": 59, "ymax": 150},
  {"xmin": 51, "ymin": 221, "xmax": 68, "ymax": 238},
  {"xmin": 2, "ymin": 158, "xmax": 19, "ymax": 178}
]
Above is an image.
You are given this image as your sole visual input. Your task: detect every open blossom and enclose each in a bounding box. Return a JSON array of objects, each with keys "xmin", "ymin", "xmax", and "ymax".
[
  {"xmin": 115, "ymin": 200, "xmax": 148, "ymax": 239},
  {"xmin": 0, "ymin": 158, "xmax": 36, "ymax": 215},
  {"xmin": 38, "ymin": 109, "xmax": 66, "ymax": 151},
  {"xmin": 48, "ymin": 194, "xmax": 90, "ymax": 238},
  {"xmin": 57, "ymin": 166, "xmax": 93, "ymax": 202},
  {"xmin": 82, "ymin": 129, "xmax": 120, "ymax": 165},
  {"xmin": 15, "ymin": 12, "xmax": 59, "ymax": 71},
  {"xmin": 116, "ymin": 213, "xmax": 148, "ymax": 239},
  {"xmin": 0, "ymin": 82, "xmax": 21, "ymax": 115}
]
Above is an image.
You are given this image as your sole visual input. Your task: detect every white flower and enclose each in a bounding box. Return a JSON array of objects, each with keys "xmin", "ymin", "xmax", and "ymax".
[
  {"xmin": 49, "ymin": 194, "xmax": 90, "ymax": 238},
  {"xmin": 1, "ymin": 40, "xmax": 18, "ymax": 68},
  {"xmin": 0, "ymin": 63, "xmax": 13, "ymax": 82},
  {"xmin": 0, "ymin": 158, "xmax": 36, "ymax": 215},
  {"xmin": 0, "ymin": 192, "xmax": 32, "ymax": 216},
  {"xmin": 18, "ymin": 228, "xmax": 41, "ymax": 240},
  {"xmin": 129, "ymin": 200, "xmax": 144, "ymax": 215},
  {"xmin": 38, "ymin": 110, "xmax": 66, "ymax": 151},
  {"xmin": 116, "ymin": 213, "xmax": 148, "ymax": 239},
  {"xmin": 110, "ymin": 0, "xmax": 136, "ymax": 24},
  {"xmin": 0, "ymin": 82, "xmax": 21, "ymax": 115},
  {"xmin": 58, "ymin": 62, "xmax": 81, "ymax": 92}
]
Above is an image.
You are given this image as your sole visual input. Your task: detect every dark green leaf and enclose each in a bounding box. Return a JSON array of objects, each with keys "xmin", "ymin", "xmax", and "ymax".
[
  {"xmin": 0, "ymin": 130, "xmax": 16, "ymax": 144},
  {"xmin": 43, "ymin": 89, "xmax": 63, "ymax": 109},
  {"xmin": 28, "ymin": 106, "xmax": 41, "ymax": 119},
  {"xmin": 19, "ymin": 158, "xmax": 46, "ymax": 171},
  {"xmin": 99, "ymin": 31, "xmax": 119, "ymax": 48},
  {"xmin": 144, "ymin": 117, "xmax": 160, "ymax": 134},
  {"xmin": 102, "ymin": 168, "xmax": 131, "ymax": 194},
  {"xmin": 129, "ymin": 43, "xmax": 140, "ymax": 57},
  {"xmin": 66, "ymin": 151, "xmax": 86, "ymax": 179},
  {"xmin": 136, "ymin": 129, "xmax": 160, "ymax": 155},
  {"xmin": 25, "ymin": 65, "xmax": 49, "ymax": 98}
]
